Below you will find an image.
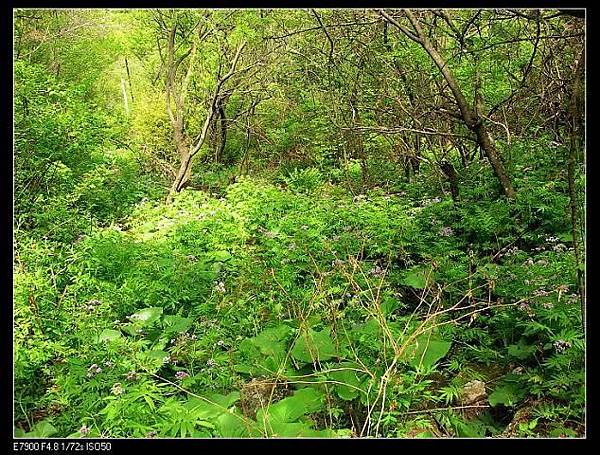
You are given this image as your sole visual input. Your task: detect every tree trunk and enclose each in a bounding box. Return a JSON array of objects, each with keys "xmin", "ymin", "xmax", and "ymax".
[{"xmin": 214, "ymin": 96, "xmax": 227, "ymax": 163}]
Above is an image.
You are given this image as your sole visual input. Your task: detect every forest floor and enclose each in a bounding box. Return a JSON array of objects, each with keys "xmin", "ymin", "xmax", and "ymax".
[{"xmin": 14, "ymin": 155, "xmax": 586, "ymax": 438}]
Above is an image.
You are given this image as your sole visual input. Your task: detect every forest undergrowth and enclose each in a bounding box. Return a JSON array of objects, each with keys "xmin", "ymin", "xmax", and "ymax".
[{"xmin": 13, "ymin": 9, "xmax": 585, "ymax": 439}]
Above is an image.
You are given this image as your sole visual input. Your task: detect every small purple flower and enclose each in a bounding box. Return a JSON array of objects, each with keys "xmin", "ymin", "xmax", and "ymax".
[
  {"xmin": 126, "ymin": 370, "xmax": 138, "ymax": 381},
  {"xmin": 87, "ymin": 364, "xmax": 102, "ymax": 377},
  {"xmin": 79, "ymin": 425, "xmax": 90, "ymax": 437},
  {"xmin": 369, "ymin": 265, "xmax": 385, "ymax": 277},
  {"xmin": 519, "ymin": 301, "xmax": 533, "ymax": 314},
  {"xmin": 175, "ymin": 371, "xmax": 189, "ymax": 380},
  {"xmin": 554, "ymin": 340, "xmax": 572, "ymax": 353},
  {"xmin": 439, "ymin": 226, "xmax": 454, "ymax": 237}
]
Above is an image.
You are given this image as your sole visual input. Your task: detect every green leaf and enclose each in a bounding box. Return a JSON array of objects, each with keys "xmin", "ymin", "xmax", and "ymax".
[
  {"xmin": 401, "ymin": 267, "xmax": 431, "ymax": 289},
  {"xmin": 23, "ymin": 420, "xmax": 58, "ymax": 438},
  {"xmin": 256, "ymin": 387, "xmax": 324, "ymax": 425},
  {"xmin": 186, "ymin": 392, "xmax": 240, "ymax": 420},
  {"xmin": 558, "ymin": 232, "xmax": 573, "ymax": 242},
  {"xmin": 162, "ymin": 315, "xmax": 193, "ymax": 336},
  {"xmin": 328, "ymin": 362, "xmax": 365, "ymax": 401},
  {"xmin": 403, "ymin": 332, "xmax": 451, "ymax": 369},
  {"xmin": 128, "ymin": 307, "xmax": 163, "ymax": 325},
  {"xmin": 216, "ymin": 412, "xmax": 251, "ymax": 438},
  {"xmin": 291, "ymin": 327, "xmax": 338, "ymax": 363},
  {"xmin": 97, "ymin": 328, "xmax": 121, "ymax": 343},
  {"xmin": 507, "ymin": 341, "xmax": 536, "ymax": 360},
  {"xmin": 209, "ymin": 250, "xmax": 232, "ymax": 262},
  {"xmin": 488, "ymin": 383, "xmax": 526, "ymax": 407}
]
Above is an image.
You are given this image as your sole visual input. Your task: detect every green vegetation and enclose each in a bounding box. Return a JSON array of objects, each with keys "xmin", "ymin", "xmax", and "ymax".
[{"xmin": 13, "ymin": 9, "xmax": 585, "ymax": 438}]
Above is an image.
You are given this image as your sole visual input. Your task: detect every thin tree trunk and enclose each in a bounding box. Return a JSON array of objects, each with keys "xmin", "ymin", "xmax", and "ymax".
[
  {"xmin": 125, "ymin": 57, "xmax": 134, "ymax": 103},
  {"xmin": 121, "ymin": 78, "xmax": 129, "ymax": 116}
]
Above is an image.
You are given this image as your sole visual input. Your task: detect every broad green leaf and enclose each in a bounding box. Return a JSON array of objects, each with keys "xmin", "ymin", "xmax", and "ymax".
[
  {"xmin": 403, "ymin": 333, "xmax": 451, "ymax": 369},
  {"xmin": 256, "ymin": 387, "xmax": 324, "ymax": 425},
  {"xmin": 328, "ymin": 362, "xmax": 365, "ymax": 401},
  {"xmin": 216, "ymin": 412, "xmax": 251, "ymax": 438},
  {"xmin": 209, "ymin": 250, "xmax": 232, "ymax": 262},
  {"xmin": 291, "ymin": 327, "xmax": 338, "ymax": 363},
  {"xmin": 488, "ymin": 383, "xmax": 526, "ymax": 407},
  {"xmin": 23, "ymin": 420, "xmax": 58, "ymax": 438},
  {"xmin": 128, "ymin": 307, "xmax": 163, "ymax": 325},
  {"xmin": 162, "ymin": 315, "xmax": 193, "ymax": 335},
  {"xmin": 401, "ymin": 267, "xmax": 432, "ymax": 289},
  {"xmin": 507, "ymin": 341, "xmax": 536, "ymax": 360},
  {"xmin": 186, "ymin": 392, "xmax": 240, "ymax": 420},
  {"xmin": 97, "ymin": 328, "xmax": 121, "ymax": 343}
]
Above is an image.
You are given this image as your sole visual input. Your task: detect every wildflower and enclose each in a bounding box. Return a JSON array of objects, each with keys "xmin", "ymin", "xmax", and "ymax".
[
  {"xmin": 111, "ymin": 383, "xmax": 123, "ymax": 395},
  {"xmin": 536, "ymin": 259, "xmax": 549, "ymax": 266},
  {"xmin": 88, "ymin": 299, "xmax": 102, "ymax": 306},
  {"xmin": 553, "ymin": 243, "xmax": 567, "ymax": 253},
  {"xmin": 146, "ymin": 431, "xmax": 157, "ymax": 438},
  {"xmin": 533, "ymin": 289, "xmax": 549, "ymax": 297},
  {"xmin": 369, "ymin": 265, "xmax": 385, "ymax": 277},
  {"xmin": 524, "ymin": 258, "xmax": 534, "ymax": 266},
  {"xmin": 207, "ymin": 359, "xmax": 217, "ymax": 367},
  {"xmin": 215, "ymin": 281, "xmax": 226, "ymax": 293},
  {"xmin": 287, "ymin": 242, "xmax": 297, "ymax": 251},
  {"xmin": 217, "ymin": 340, "xmax": 227, "ymax": 348},
  {"xmin": 301, "ymin": 225, "xmax": 309, "ymax": 230},
  {"xmin": 332, "ymin": 259, "xmax": 344, "ymax": 267},
  {"xmin": 554, "ymin": 340, "xmax": 572, "ymax": 353},
  {"xmin": 439, "ymin": 226, "xmax": 454, "ymax": 237},
  {"xmin": 187, "ymin": 255, "xmax": 197, "ymax": 262},
  {"xmin": 79, "ymin": 425, "xmax": 90, "ymax": 437},
  {"xmin": 103, "ymin": 360, "xmax": 113, "ymax": 367},
  {"xmin": 87, "ymin": 364, "xmax": 102, "ymax": 377},
  {"xmin": 543, "ymin": 302, "xmax": 554, "ymax": 309},
  {"xmin": 175, "ymin": 371, "xmax": 189, "ymax": 380},
  {"xmin": 126, "ymin": 371, "xmax": 138, "ymax": 381}
]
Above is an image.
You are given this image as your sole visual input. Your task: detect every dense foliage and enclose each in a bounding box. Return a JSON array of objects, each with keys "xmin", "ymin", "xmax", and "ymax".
[{"xmin": 13, "ymin": 8, "xmax": 585, "ymax": 439}]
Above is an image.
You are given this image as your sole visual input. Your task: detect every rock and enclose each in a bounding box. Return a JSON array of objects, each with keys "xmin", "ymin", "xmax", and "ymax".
[{"xmin": 462, "ymin": 380, "xmax": 487, "ymax": 405}]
